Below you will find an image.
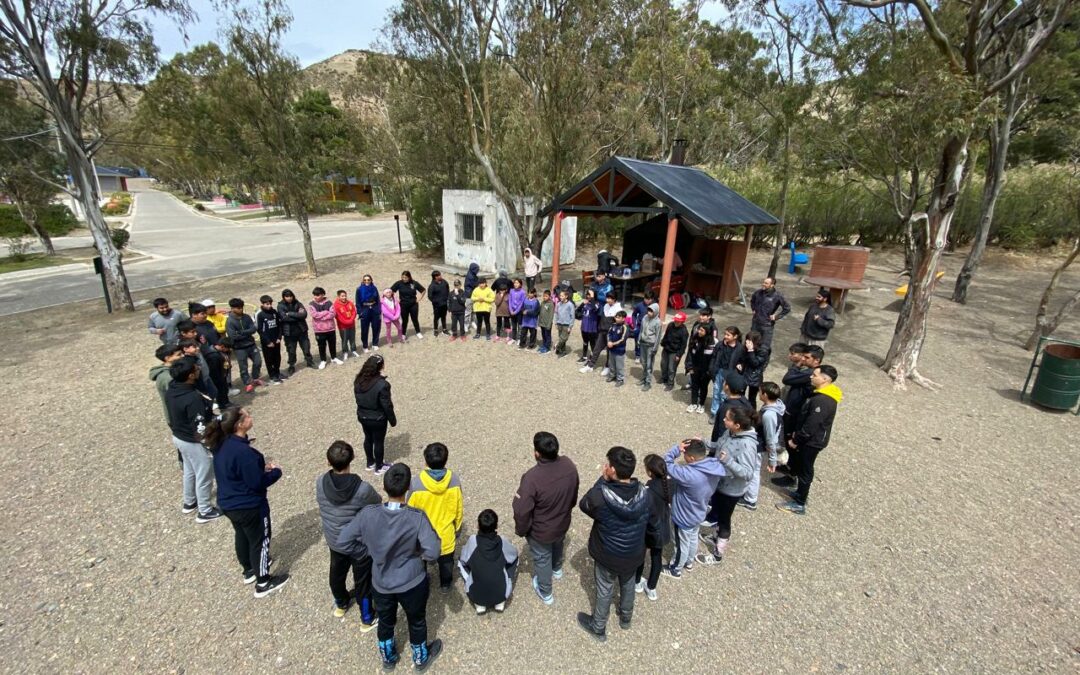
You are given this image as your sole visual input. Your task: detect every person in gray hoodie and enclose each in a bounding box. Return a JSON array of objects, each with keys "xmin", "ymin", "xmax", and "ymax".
[
  {"xmin": 316, "ymin": 441, "xmax": 381, "ymax": 626},
  {"xmin": 636, "ymin": 303, "xmax": 662, "ymax": 390},
  {"xmin": 661, "ymin": 439, "xmax": 725, "ymax": 579},
  {"xmin": 337, "ymin": 463, "xmax": 443, "ymax": 671},
  {"xmin": 151, "ymin": 344, "xmax": 184, "ymax": 468},
  {"xmin": 553, "ymin": 288, "xmax": 575, "ymax": 357},
  {"xmin": 697, "ymin": 406, "xmax": 760, "ymax": 565},
  {"xmin": 741, "ymin": 382, "xmax": 785, "ymax": 510}
]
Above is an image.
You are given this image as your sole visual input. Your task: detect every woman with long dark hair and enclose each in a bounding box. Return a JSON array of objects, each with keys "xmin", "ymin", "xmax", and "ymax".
[
  {"xmin": 205, "ymin": 406, "xmax": 289, "ymax": 597},
  {"xmin": 356, "ymin": 274, "xmax": 382, "ymax": 352},
  {"xmin": 354, "ymin": 354, "xmax": 397, "ymax": 474}
]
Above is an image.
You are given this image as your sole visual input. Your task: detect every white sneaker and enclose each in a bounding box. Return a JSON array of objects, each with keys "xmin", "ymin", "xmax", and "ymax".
[
  {"xmin": 373, "ymin": 345, "xmax": 379, "ymax": 351},
  {"xmin": 318, "ymin": 361, "xmax": 327, "ymax": 370},
  {"xmin": 352, "ymin": 351, "xmax": 360, "ymax": 358},
  {"xmin": 494, "ymin": 601, "xmax": 505, "ymax": 612},
  {"xmin": 475, "ymin": 604, "xmax": 487, "ymax": 615},
  {"xmin": 646, "ymin": 588, "xmax": 657, "ymax": 601},
  {"xmin": 601, "ymin": 367, "xmax": 610, "ymax": 377},
  {"xmin": 340, "ymin": 352, "xmax": 347, "ymax": 361},
  {"xmin": 363, "ymin": 348, "xmax": 370, "ymax": 354},
  {"xmin": 634, "ymin": 580, "xmax": 645, "ymax": 594},
  {"xmin": 579, "ymin": 365, "xmax": 593, "ymax": 373},
  {"xmin": 228, "ymin": 388, "xmax": 241, "ymax": 396},
  {"xmin": 696, "ymin": 405, "xmax": 705, "ymax": 414},
  {"xmin": 416, "ymin": 332, "xmax": 424, "ymax": 339},
  {"xmin": 686, "ymin": 404, "xmax": 696, "ymax": 413},
  {"xmin": 332, "ymin": 357, "xmax": 344, "ymax": 365}
]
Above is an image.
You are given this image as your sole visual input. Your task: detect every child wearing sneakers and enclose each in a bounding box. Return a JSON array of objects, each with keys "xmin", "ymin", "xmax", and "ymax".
[
  {"xmin": 316, "ymin": 441, "xmax": 381, "ymax": 626},
  {"xmin": 537, "ymin": 289, "xmax": 555, "ymax": 353},
  {"xmin": 334, "ymin": 290, "xmax": 359, "ymax": 359},
  {"xmin": 744, "ymin": 382, "xmax": 785, "ymax": 510},
  {"xmin": 518, "ymin": 287, "xmax": 540, "ymax": 349},
  {"xmin": 662, "ymin": 439, "xmax": 724, "ymax": 579},
  {"xmin": 310, "ymin": 287, "xmax": 343, "ymax": 368},
  {"xmin": 635, "ymin": 453, "xmax": 672, "ymax": 600},
  {"xmin": 553, "ymin": 289, "xmax": 575, "ymax": 357},
  {"xmin": 457, "ymin": 509, "xmax": 519, "ymax": 614},
  {"xmin": 449, "ymin": 280, "xmax": 467, "ymax": 341},
  {"xmin": 470, "ymin": 278, "xmax": 495, "ymax": 339},
  {"xmin": 697, "ymin": 406, "xmax": 759, "ymax": 566},
  {"xmin": 605, "ymin": 310, "xmax": 629, "ymax": 386},
  {"xmin": 686, "ymin": 324, "xmax": 712, "ymax": 413},
  {"xmin": 339, "ymin": 464, "xmax": 443, "ymax": 671},
  {"xmin": 381, "ymin": 289, "xmax": 404, "ymax": 347},
  {"xmin": 406, "ymin": 443, "xmax": 464, "ymax": 590}
]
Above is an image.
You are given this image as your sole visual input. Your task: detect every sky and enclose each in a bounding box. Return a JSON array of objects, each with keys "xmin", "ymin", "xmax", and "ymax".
[{"xmin": 152, "ymin": 0, "xmax": 730, "ymax": 68}]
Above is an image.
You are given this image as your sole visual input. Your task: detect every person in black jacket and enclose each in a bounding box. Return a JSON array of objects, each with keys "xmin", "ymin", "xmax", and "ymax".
[
  {"xmin": 659, "ymin": 312, "xmax": 689, "ymax": 391},
  {"xmin": 354, "ymin": 354, "xmax": 397, "ymax": 474},
  {"xmin": 316, "ymin": 440, "xmax": 381, "ymax": 624},
  {"xmin": 256, "ymin": 295, "xmax": 285, "ymax": 383},
  {"xmin": 749, "ymin": 277, "xmax": 791, "ymax": 349},
  {"xmin": 448, "ymin": 280, "xmax": 468, "ymax": 340},
  {"xmin": 776, "ymin": 365, "xmax": 842, "ymax": 516},
  {"xmin": 576, "ymin": 446, "xmax": 659, "ymax": 641},
  {"xmin": 708, "ymin": 326, "xmax": 744, "ymax": 423},
  {"xmin": 165, "ymin": 356, "xmax": 221, "ymax": 522},
  {"xmin": 391, "ymin": 271, "xmax": 426, "ymax": 339},
  {"xmin": 278, "ymin": 289, "xmax": 314, "ymax": 374},
  {"xmin": 226, "ymin": 298, "xmax": 263, "ymax": 392},
  {"xmin": 427, "ymin": 270, "xmax": 450, "ymax": 336},
  {"xmin": 635, "ymin": 454, "xmax": 672, "ymax": 601},
  {"xmin": 781, "ymin": 344, "xmax": 823, "ymax": 441},
  {"xmin": 733, "ymin": 330, "xmax": 770, "ymax": 407}
]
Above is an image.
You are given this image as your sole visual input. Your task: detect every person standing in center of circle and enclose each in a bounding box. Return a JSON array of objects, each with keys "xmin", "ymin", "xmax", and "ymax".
[
  {"xmin": 354, "ymin": 354, "xmax": 397, "ymax": 475},
  {"xmin": 391, "ymin": 271, "xmax": 426, "ymax": 340}
]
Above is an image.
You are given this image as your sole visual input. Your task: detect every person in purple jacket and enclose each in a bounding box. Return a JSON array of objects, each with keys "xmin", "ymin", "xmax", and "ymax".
[
  {"xmin": 661, "ymin": 438, "xmax": 725, "ymax": 580},
  {"xmin": 576, "ymin": 289, "xmax": 601, "ymax": 364},
  {"xmin": 507, "ymin": 278, "xmax": 526, "ymax": 344},
  {"xmin": 518, "ymin": 288, "xmax": 540, "ymax": 349},
  {"xmin": 310, "ymin": 287, "xmax": 343, "ymax": 369}
]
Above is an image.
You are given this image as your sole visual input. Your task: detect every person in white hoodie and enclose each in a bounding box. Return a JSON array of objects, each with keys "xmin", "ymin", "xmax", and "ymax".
[
  {"xmin": 741, "ymin": 382, "xmax": 785, "ymax": 511},
  {"xmin": 523, "ymin": 247, "xmax": 543, "ymax": 293}
]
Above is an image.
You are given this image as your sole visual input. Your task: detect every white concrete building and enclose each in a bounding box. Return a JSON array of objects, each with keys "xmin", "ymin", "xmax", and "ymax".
[{"xmin": 442, "ymin": 189, "xmax": 576, "ymax": 274}]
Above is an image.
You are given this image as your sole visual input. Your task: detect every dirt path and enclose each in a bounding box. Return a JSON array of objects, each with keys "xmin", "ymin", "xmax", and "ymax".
[{"xmin": 0, "ymin": 247, "xmax": 1076, "ymax": 672}]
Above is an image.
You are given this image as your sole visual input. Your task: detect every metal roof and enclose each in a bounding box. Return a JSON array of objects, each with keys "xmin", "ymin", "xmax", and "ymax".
[{"xmin": 540, "ymin": 156, "xmax": 778, "ymax": 234}]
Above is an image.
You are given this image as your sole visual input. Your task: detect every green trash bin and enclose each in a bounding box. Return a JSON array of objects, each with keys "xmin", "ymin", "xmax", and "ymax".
[{"xmin": 1031, "ymin": 343, "xmax": 1080, "ymax": 411}]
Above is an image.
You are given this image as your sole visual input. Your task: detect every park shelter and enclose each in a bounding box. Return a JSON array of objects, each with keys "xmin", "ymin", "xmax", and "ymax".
[
  {"xmin": 442, "ymin": 189, "xmax": 577, "ymax": 274},
  {"xmin": 538, "ymin": 151, "xmax": 779, "ymax": 318}
]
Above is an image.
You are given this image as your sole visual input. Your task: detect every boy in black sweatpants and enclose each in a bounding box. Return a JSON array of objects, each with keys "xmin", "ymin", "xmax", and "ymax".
[{"xmin": 256, "ymin": 295, "xmax": 285, "ymax": 383}]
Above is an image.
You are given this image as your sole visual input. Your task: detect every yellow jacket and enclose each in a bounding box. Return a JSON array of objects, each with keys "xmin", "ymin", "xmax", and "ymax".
[
  {"xmin": 208, "ymin": 312, "xmax": 228, "ymax": 335},
  {"xmin": 407, "ymin": 469, "xmax": 463, "ymax": 554},
  {"xmin": 470, "ymin": 286, "xmax": 495, "ymax": 313}
]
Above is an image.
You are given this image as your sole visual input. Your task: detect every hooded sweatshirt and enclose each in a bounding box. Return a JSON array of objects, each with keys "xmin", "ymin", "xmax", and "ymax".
[
  {"xmin": 338, "ymin": 502, "xmax": 441, "ymax": 594},
  {"xmin": 464, "ymin": 262, "xmax": 481, "ymax": 296},
  {"xmin": 277, "ymin": 293, "xmax": 308, "ymax": 337},
  {"xmin": 661, "ymin": 322, "xmax": 689, "ymax": 355},
  {"xmin": 165, "ymin": 380, "xmax": 213, "ymax": 443},
  {"xmin": 800, "ymin": 302, "xmax": 836, "ymax": 340},
  {"xmin": 316, "ymin": 471, "xmax": 381, "ymax": 555},
  {"xmin": 309, "ymin": 298, "xmax": 336, "ymax": 334},
  {"xmin": 354, "ymin": 375, "xmax": 397, "ymax": 426},
  {"xmin": 638, "ymin": 304, "xmax": 662, "ymax": 349},
  {"xmin": 150, "ymin": 364, "xmax": 172, "ymax": 421},
  {"xmin": 663, "ymin": 444, "xmax": 726, "ymax": 529},
  {"xmin": 759, "ymin": 399, "xmax": 787, "ymax": 466},
  {"xmin": 407, "ymin": 469, "xmax": 464, "ymax": 555},
  {"xmin": 711, "ymin": 429, "xmax": 760, "ymax": 498},
  {"xmin": 794, "ymin": 384, "xmax": 842, "ymax": 450},
  {"xmin": 428, "ymin": 275, "xmax": 450, "ymax": 307},
  {"xmin": 538, "ymin": 297, "xmax": 555, "ymax": 329},
  {"xmin": 471, "ymin": 285, "xmax": 495, "ymax": 313},
  {"xmin": 491, "ymin": 269, "xmax": 511, "ymax": 294},
  {"xmin": 522, "ymin": 296, "xmax": 540, "ymax": 328},
  {"xmin": 458, "ymin": 532, "xmax": 519, "ymax": 608},
  {"xmin": 579, "ymin": 477, "xmax": 657, "ymax": 575},
  {"xmin": 554, "ymin": 298, "xmax": 574, "ymax": 326},
  {"xmin": 508, "ymin": 287, "xmax": 526, "ymax": 316},
  {"xmin": 449, "ymin": 288, "xmax": 467, "ymax": 314},
  {"xmin": 225, "ymin": 313, "xmax": 257, "ymax": 350},
  {"xmin": 523, "ymin": 249, "xmax": 542, "ymax": 277},
  {"xmin": 380, "ymin": 294, "xmax": 401, "ymax": 322},
  {"xmin": 214, "ymin": 435, "xmax": 282, "ymax": 511},
  {"xmin": 334, "ymin": 297, "xmax": 357, "ymax": 329}
]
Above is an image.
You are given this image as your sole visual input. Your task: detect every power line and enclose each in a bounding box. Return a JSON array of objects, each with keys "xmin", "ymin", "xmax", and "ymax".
[{"xmin": 0, "ymin": 126, "xmax": 57, "ymax": 142}]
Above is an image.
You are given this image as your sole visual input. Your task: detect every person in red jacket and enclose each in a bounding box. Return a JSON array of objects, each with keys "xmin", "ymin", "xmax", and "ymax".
[{"xmin": 335, "ymin": 289, "xmax": 360, "ymax": 359}]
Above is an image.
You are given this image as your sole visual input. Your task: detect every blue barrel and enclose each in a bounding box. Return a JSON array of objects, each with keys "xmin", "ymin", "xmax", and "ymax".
[{"xmin": 1031, "ymin": 343, "xmax": 1080, "ymax": 410}]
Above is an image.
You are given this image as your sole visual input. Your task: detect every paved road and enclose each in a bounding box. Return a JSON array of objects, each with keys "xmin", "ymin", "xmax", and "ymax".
[{"xmin": 0, "ymin": 190, "xmax": 413, "ymax": 315}]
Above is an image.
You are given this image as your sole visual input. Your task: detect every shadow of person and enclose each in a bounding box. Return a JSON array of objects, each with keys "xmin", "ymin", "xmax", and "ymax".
[
  {"xmin": 271, "ymin": 507, "xmax": 322, "ymax": 569},
  {"xmin": 569, "ymin": 546, "xmax": 594, "ymax": 596},
  {"xmin": 383, "ymin": 432, "xmax": 412, "ymax": 465}
]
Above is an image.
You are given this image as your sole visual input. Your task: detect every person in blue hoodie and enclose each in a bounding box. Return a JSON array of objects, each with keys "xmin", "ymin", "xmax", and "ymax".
[
  {"xmin": 518, "ymin": 287, "xmax": 540, "ymax": 349},
  {"xmin": 661, "ymin": 439, "xmax": 725, "ymax": 579},
  {"xmin": 205, "ymin": 406, "xmax": 289, "ymax": 598},
  {"xmin": 463, "ymin": 262, "xmax": 481, "ymax": 330},
  {"xmin": 355, "ymin": 274, "xmax": 382, "ymax": 352}
]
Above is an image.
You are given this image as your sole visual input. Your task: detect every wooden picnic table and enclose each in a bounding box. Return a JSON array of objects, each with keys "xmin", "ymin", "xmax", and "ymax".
[
  {"xmin": 800, "ymin": 275, "xmax": 866, "ymax": 315},
  {"xmin": 613, "ymin": 270, "xmax": 662, "ymax": 305}
]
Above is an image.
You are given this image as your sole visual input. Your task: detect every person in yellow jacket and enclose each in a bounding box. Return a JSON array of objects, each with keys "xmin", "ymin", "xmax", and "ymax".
[
  {"xmin": 407, "ymin": 442, "xmax": 464, "ymax": 590},
  {"xmin": 203, "ymin": 299, "xmax": 228, "ymax": 335},
  {"xmin": 469, "ymin": 278, "xmax": 495, "ymax": 340}
]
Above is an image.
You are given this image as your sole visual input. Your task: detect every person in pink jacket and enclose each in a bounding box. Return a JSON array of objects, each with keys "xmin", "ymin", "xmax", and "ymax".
[
  {"xmin": 381, "ymin": 289, "xmax": 405, "ymax": 347},
  {"xmin": 310, "ymin": 287, "xmax": 343, "ymax": 369}
]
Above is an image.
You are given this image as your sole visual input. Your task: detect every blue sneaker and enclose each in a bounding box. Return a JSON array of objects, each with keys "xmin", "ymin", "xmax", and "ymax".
[
  {"xmin": 552, "ymin": 567, "xmax": 563, "ymax": 581},
  {"xmin": 537, "ymin": 347, "xmax": 548, "ymax": 354},
  {"xmin": 532, "ymin": 575, "xmax": 554, "ymax": 605},
  {"xmin": 776, "ymin": 500, "xmax": 806, "ymax": 515}
]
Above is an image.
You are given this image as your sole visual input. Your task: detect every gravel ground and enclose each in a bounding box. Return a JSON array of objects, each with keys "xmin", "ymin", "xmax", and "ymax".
[{"xmin": 0, "ymin": 247, "xmax": 1077, "ymax": 673}]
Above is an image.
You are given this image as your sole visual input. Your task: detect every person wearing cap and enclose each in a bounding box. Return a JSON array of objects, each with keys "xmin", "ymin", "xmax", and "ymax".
[
  {"xmin": 799, "ymin": 288, "xmax": 836, "ymax": 347},
  {"xmin": 202, "ymin": 299, "xmax": 228, "ymax": 336},
  {"xmin": 659, "ymin": 311, "xmax": 689, "ymax": 392},
  {"xmin": 427, "ymin": 271, "xmax": 450, "ymax": 337}
]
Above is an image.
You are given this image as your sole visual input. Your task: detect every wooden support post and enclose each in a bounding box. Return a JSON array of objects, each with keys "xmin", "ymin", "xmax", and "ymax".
[
  {"xmin": 551, "ymin": 211, "xmax": 563, "ymax": 289},
  {"xmin": 658, "ymin": 214, "xmax": 678, "ymax": 321}
]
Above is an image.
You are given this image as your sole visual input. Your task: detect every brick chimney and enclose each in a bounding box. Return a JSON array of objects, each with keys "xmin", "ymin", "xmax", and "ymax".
[{"xmin": 670, "ymin": 139, "xmax": 688, "ymax": 166}]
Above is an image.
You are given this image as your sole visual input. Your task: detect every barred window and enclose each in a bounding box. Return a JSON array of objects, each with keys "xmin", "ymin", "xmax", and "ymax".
[{"xmin": 459, "ymin": 213, "xmax": 484, "ymax": 243}]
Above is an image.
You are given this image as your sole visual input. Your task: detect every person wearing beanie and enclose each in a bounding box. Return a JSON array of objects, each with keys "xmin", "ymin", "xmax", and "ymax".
[
  {"xmin": 428, "ymin": 270, "xmax": 450, "ymax": 337},
  {"xmin": 799, "ymin": 288, "xmax": 836, "ymax": 347},
  {"xmin": 659, "ymin": 312, "xmax": 689, "ymax": 391}
]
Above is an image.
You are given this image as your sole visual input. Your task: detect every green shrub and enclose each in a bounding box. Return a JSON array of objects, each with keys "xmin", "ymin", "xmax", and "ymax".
[
  {"xmin": 358, "ymin": 204, "xmax": 379, "ymax": 217},
  {"xmin": 406, "ymin": 184, "xmax": 444, "ymax": 254},
  {"xmin": 0, "ymin": 204, "xmax": 79, "ymax": 237},
  {"xmin": 4, "ymin": 236, "xmax": 29, "ymax": 261},
  {"xmin": 110, "ymin": 228, "xmax": 130, "ymax": 250},
  {"xmin": 194, "ymin": 203, "xmax": 207, "ymax": 211}
]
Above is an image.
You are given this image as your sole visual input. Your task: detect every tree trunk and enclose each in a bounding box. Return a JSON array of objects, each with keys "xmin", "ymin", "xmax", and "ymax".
[
  {"xmin": 1024, "ymin": 238, "xmax": 1080, "ymax": 350},
  {"xmin": 883, "ymin": 135, "xmax": 969, "ymax": 388},
  {"xmin": 529, "ymin": 213, "xmax": 555, "ymax": 264},
  {"xmin": 767, "ymin": 126, "xmax": 792, "ymax": 279},
  {"xmin": 295, "ymin": 201, "xmax": 318, "ymax": 276},
  {"xmin": 952, "ymin": 81, "xmax": 1018, "ymax": 304},
  {"xmin": 11, "ymin": 197, "xmax": 55, "ymax": 255}
]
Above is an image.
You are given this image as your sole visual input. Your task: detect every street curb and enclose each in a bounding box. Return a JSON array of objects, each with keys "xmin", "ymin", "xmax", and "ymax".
[{"xmin": 0, "ymin": 262, "xmax": 89, "ymax": 280}]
